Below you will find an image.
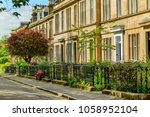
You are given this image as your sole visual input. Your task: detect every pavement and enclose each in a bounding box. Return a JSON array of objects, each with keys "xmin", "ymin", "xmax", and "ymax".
[
  {"xmin": 0, "ymin": 73, "xmax": 122, "ymax": 100},
  {"xmin": 0, "ymin": 76, "xmax": 65, "ymax": 100}
]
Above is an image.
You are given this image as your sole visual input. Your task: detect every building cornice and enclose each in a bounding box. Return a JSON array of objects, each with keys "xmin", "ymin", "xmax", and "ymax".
[
  {"xmin": 100, "ymin": 9, "xmax": 150, "ymax": 24},
  {"xmin": 53, "ymin": 0, "xmax": 80, "ymax": 13},
  {"xmin": 54, "ymin": 22, "xmax": 97, "ymax": 36}
]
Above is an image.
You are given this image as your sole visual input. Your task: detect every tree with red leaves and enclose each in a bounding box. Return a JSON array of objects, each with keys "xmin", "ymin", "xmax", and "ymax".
[{"xmin": 6, "ymin": 29, "xmax": 48, "ymax": 63}]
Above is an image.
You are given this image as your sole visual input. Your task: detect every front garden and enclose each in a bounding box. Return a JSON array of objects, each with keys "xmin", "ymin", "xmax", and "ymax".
[{"xmin": 3, "ymin": 62, "xmax": 150, "ymax": 94}]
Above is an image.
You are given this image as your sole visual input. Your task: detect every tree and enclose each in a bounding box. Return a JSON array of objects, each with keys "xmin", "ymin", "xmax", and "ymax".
[
  {"xmin": 0, "ymin": 35, "xmax": 10, "ymax": 65},
  {"xmin": 6, "ymin": 29, "xmax": 48, "ymax": 63},
  {"xmin": 73, "ymin": 25, "xmax": 115, "ymax": 63},
  {"xmin": 0, "ymin": 0, "xmax": 29, "ymax": 16}
]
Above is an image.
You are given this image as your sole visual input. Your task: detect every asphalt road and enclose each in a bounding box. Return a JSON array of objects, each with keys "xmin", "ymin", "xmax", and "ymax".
[{"xmin": 0, "ymin": 77, "xmax": 65, "ymax": 100}]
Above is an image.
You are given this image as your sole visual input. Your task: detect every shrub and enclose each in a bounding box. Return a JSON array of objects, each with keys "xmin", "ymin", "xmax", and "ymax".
[
  {"xmin": 68, "ymin": 76, "xmax": 81, "ymax": 88},
  {"xmin": 38, "ymin": 60, "xmax": 49, "ymax": 66},
  {"xmin": 0, "ymin": 57, "xmax": 9, "ymax": 64},
  {"xmin": 14, "ymin": 60, "xmax": 29, "ymax": 66},
  {"xmin": 108, "ymin": 62, "xmax": 144, "ymax": 93},
  {"xmin": 35, "ymin": 70, "xmax": 45, "ymax": 80},
  {"xmin": 98, "ymin": 61, "xmax": 112, "ymax": 67}
]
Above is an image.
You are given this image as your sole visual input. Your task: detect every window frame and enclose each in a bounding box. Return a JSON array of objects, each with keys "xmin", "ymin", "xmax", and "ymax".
[
  {"xmin": 148, "ymin": 0, "xmax": 150, "ymax": 9},
  {"xmin": 66, "ymin": 7, "xmax": 71, "ymax": 30},
  {"xmin": 103, "ymin": 37, "xmax": 112, "ymax": 61},
  {"xmin": 74, "ymin": 4, "xmax": 78, "ymax": 26},
  {"xmin": 80, "ymin": 0, "xmax": 86, "ymax": 26},
  {"xmin": 117, "ymin": 0, "xmax": 122, "ymax": 17},
  {"xmin": 61, "ymin": 11, "xmax": 64, "ymax": 32},
  {"xmin": 55, "ymin": 13, "xmax": 60, "ymax": 34},
  {"xmin": 103, "ymin": 0, "xmax": 111, "ymax": 21},
  {"xmin": 90, "ymin": 0, "xmax": 94, "ymax": 23},
  {"xmin": 128, "ymin": 0, "xmax": 138, "ymax": 14},
  {"xmin": 129, "ymin": 33, "xmax": 140, "ymax": 61}
]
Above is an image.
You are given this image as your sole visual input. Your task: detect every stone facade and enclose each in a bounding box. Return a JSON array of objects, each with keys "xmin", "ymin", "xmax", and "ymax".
[
  {"xmin": 101, "ymin": 0, "xmax": 150, "ymax": 62},
  {"xmin": 52, "ymin": 0, "xmax": 100, "ymax": 63},
  {"xmin": 12, "ymin": 0, "xmax": 150, "ymax": 63}
]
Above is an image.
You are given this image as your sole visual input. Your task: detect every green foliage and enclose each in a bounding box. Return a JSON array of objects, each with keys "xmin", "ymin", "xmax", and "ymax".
[
  {"xmin": 98, "ymin": 61, "xmax": 112, "ymax": 67},
  {"xmin": 0, "ymin": 57, "xmax": 9, "ymax": 64},
  {"xmin": 68, "ymin": 76, "xmax": 81, "ymax": 88},
  {"xmin": 3, "ymin": 62, "xmax": 11, "ymax": 66},
  {"xmin": 14, "ymin": 60, "xmax": 29, "ymax": 66},
  {"xmin": 137, "ymin": 84, "xmax": 150, "ymax": 93},
  {"xmin": 0, "ymin": 47, "xmax": 8, "ymax": 57},
  {"xmin": 107, "ymin": 62, "xmax": 144, "ymax": 92},
  {"xmin": 72, "ymin": 25, "xmax": 115, "ymax": 62},
  {"xmin": 12, "ymin": 0, "xmax": 29, "ymax": 8},
  {"xmin": 146, "ymin": 57, "xmax": 150, "ymax": 68},
  {"xmin": 0, "ymin": 0, "xmax": 29, "ymax": 16},
  {"xmin": 94, "ymin": 85, "xmax": 105, "ymax": 91},
  {"xmin": 37, "ymin": 59, "xmax": 49, "ymax": 66},
  {"xmin": 0, "ymin": 35, "xmax": 10, "ymax": 66}
]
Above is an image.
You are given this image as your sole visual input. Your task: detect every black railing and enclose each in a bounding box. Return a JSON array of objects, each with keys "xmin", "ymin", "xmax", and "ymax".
[{"xmin": 3, "ymin": 64, "xmax": 150, "ymax": 93}]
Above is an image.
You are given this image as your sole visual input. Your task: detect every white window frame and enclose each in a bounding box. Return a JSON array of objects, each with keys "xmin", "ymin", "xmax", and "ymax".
[{"xmin": 114, "ymin": 33, "xmax": 123, "ymax": 62}]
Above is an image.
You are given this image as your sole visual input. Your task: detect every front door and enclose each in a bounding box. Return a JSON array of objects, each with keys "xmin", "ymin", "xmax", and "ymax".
[
  {"xmin": 147, "ymin": 32, "xmax": 150, "ymax": 57},
  {"xmin": 115, "ymin": 34, "xmax": 123, "ymax": 61}
]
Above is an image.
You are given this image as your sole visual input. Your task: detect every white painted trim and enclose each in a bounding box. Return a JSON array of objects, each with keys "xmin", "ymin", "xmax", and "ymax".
[
  {"xmin": 114, "ymin": 33, "xmax": 123, "ymax": 62},
  {"xmin": 110, "ymin": 26, "xmax": 124, "ymax": 33}
]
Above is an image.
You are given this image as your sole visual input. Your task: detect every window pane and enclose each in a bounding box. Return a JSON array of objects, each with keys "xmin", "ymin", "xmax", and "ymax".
[
  {"xmin": 80, "ymin": 0, "xmax": 86, "ymax": 25},
  {"xmin": 90, "ymin": 0, "xmax": 94, "ymax": 23},
  {"xmin": 104, "ymin": 0, "xmax": 111, "ymax": 21},
  {"xmin": 129, "ymin": 0, "xmax": 137, "ymax": 14},
  {"xmin": 133, "ymin": 0, "xmax": 137, "ymax": 13},
  {"xmin": 73, "ymin": 42, "xmax": 77, "ymax": 63},
  {"xmin": 55, "ymin": 45, "xmax": 60, "ymax": 61},
  {"xmin": 61, "ymin": 44, "xmax": 64, "ymax": 62},
  {"xmin": 55, "ymin": 14, "xmax": 59, "ymax": 33},
  {"xmin": 117, "ymin": 0, "xmax": 122, "ymax": 17},
  {"xmin": 148, "ymin": 0, "xmax": 150, "ymax": 9},
  {"xmin": 66, "ymin": 8, "xmax": 71, "ymax": 30},
  {"xmin": 61, "ymin": 11, "xmax": 64, "ymax": 32},
  {"xmin": 129, "ymin": 33, "xmax": 140, "ymax": 60},
  {"xmin": 74, "ymin": 5, "xmax": 78, "ymax": 26},
  {"xmin": 133, "ymin": 35, "xmax": 137, "ymax": 60},
  {"xmin": 67, "ymin": 43, "xmax": 72, "ymax": 63},
  {"xmin": 49, "ymin": 21, "xmax": 53, "ymax": 37},
  {"xmin": 129, "ymin": 35, "xmax": 132, "ymax": 60},
  {"xmin": 138, "ymin": 34, "xmax": 140, "ymax": 60},
  {"xmin": 129, "ymin": 0, "xmax": 132, "ymax": 14}
]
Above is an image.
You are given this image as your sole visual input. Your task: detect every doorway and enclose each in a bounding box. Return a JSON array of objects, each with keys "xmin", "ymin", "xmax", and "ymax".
[
  {"xmin": 147, "ymin": 32, "xmax": 150, "ymax": 57},
  {"xmin": 114, "ymin": 33, "xmax": 123, "ymax": 61}
]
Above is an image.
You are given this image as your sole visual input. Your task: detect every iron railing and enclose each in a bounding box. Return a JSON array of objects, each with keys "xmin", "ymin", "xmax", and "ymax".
[{"xmin": 3, "ymin": 64, "xmax": 150, "ymax": 93}]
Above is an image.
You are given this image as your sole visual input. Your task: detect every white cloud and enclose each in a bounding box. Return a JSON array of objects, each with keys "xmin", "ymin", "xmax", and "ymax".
[{"xmin": 0, "ymin": 6, "xmax": 32, "ymax": 38}]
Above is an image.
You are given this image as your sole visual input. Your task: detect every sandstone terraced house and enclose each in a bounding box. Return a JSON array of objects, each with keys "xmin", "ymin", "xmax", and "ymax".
[
  {"xmin": 52, "ymin": 0, "xmax": 101, "ymax": 63},
  {"xmin": 101, "ymin": 0, "xmax": 150, "ymax": 62},
  {"xmin": 11, "ymin": 0, "xmax": 150, "ymax": 63}
]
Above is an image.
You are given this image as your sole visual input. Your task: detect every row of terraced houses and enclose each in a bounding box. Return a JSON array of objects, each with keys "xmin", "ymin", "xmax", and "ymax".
[{"xmin": 12, "ymin": 0, "xmax": 150, "ymax": 63}]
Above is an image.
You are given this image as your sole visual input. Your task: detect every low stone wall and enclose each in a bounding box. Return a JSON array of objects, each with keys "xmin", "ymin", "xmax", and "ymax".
[{"xmin": 102, "ymin": 90, "xmax": 150, "ymax": 100}]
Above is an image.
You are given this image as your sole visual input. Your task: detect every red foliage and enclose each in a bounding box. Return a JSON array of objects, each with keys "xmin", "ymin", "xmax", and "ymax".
[
  {"xmin": 35, "ymin": 70, "xmax": 45, "ymax": 80},
  {"xmin": 7, "ymin": 29, "xmax": 48, "ymax": 63}
]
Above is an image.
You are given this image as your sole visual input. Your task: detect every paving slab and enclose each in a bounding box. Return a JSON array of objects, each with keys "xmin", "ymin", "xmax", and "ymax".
[{"xmin": 1, "ymin": 73, "xmax": 123, "ymax": 100}]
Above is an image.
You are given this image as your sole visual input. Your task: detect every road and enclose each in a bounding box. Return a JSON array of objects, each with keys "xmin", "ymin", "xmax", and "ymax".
[{"xmin": 0, "ymin": 77, "xmax": 65, "ymax": 100}]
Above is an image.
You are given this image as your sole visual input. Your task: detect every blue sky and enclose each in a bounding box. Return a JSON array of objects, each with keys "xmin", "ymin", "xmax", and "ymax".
[{"xmin": 0, "ymin": 0, "xmax": 49, "ymax": 39}]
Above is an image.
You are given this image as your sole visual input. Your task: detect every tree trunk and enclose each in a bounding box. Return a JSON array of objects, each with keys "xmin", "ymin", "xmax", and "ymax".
[{"xmin": 24, "ymin": 56, "xmax": 32, "ymax": 64}]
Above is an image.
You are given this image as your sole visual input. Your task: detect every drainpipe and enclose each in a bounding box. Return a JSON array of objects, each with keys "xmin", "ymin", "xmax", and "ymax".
[
  {"xmin": 77, "ymin": 0, "xmax": 80, "ymax": 63},
  {"xmin": 96, "ymin": 0, "xmax": 102, "ymax": 61}
]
